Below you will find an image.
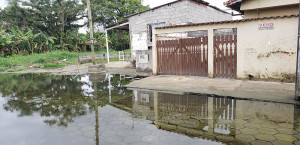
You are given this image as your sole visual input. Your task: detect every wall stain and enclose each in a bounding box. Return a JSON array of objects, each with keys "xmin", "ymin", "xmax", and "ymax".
[{"xmin": 257, "ymin": 50, "xmax": 295, "ymax": 59}]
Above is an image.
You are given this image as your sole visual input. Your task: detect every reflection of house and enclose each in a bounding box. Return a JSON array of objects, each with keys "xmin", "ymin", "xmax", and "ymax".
[
  {"xmin": 127, "ymin": 89, "xmax": 300, "ymax": 144},
  {"xmin": 106, "ymin": 0, "xmax": 232, "ymax": 75},
  {"xmin": 151, "ymin": 0, "xmax": 299, "ymax": 79}
]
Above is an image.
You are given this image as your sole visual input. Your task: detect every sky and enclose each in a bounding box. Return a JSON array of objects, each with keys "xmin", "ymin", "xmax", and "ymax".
[{"xmin": 0, "ymin": 0, "xmax": 9, "ymax": 9}]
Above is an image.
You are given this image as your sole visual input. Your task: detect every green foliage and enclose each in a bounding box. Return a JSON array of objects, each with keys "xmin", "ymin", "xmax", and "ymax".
[
  {"xmin": 109, "ymin": 30, "xmax": 130, "ymax": 51},
  {"xmin": 0, "ymin": 67, "xmax": 8, "ymax": 71},
  {"xmin": 0, "ymin": 28, "xmax": 57, "ymax": 55},
  {"xmin": 87, "ymin": 0, "xmax": 149, "ymax": 51},
  {"xmin": 14, "ymin": 67, "xmax": 27, "ymax": 71},
  {"xmin": 0, "ymin": 0, "xmax": 148, "ymax": 55},
  {"xmin": 0, "ymin": 0, "xmax": 86, "ymax": 43},
  {"xmin": 41, "ymin": 64, "xmax": 66, "ymax": 69},
  {"xmin": 0, "ymin": 49, "xmax": 130, "ymax": 71},
  {"xmin": 88, "ymin": 0, "xmax": 149, "ymax": 26}
]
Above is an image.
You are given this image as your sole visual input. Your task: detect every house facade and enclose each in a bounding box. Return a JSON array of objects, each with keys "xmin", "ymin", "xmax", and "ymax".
[
  {"xmin": 127, "ymin": 0, "xmax": 232, "ymax": 75},
  {"xmin": 151, "ymin": 0, "xmax": 299, "ymax": 80}
]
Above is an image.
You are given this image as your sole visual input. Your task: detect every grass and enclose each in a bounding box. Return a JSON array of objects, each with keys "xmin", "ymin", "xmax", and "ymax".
[{"xmin": 0, "ymin": 49, "xmax": 130, "ymax": 72}]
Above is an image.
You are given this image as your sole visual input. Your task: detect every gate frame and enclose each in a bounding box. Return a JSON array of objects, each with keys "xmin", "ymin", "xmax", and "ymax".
[
  {"xmin": 212, "ymin": 29, "xmax": 238, "ymax": 79},
  {"xmin": 156, "ymin": 37, "xmax": 209, "ymax": 76},
  {"xmin": 153, "ymin": 27, "xmax": 239, "ymax": 79}
]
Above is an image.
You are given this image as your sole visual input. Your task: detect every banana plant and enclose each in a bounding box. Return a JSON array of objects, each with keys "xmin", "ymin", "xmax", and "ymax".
[
  {"xmin": 39, "ymin": 31, "xmax": 57, "ymax": 52},
  {"xmin": 8, "ymin": 28, "xmax": 42, "ymax": 54}
]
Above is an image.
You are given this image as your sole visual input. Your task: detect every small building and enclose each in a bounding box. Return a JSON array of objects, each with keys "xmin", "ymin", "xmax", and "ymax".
[
  {"xmin": 106, "ymin": 0, "xmax": 232, "ymax": 75},
  {"xmin": 150, "ymin": 0, "xmax": 299, "ymax": 80}
]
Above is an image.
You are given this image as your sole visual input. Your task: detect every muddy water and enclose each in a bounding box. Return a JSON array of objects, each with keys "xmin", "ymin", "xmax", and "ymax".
[{"xmin": 0, "ymin": 73, "xmax": 299, "ymax": 145}]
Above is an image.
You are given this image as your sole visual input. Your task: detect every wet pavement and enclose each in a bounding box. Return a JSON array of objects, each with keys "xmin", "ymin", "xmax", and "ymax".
[
  {"xmin": 126, "ymin": 75, "xmax": 298, "ymax": 104},
  {"xmin": 0, "ymin": 73, "xmax": 300, "ymax": 145}
]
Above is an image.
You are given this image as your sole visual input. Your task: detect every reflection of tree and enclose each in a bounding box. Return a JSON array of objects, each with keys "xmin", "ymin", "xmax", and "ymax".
[{"xmin": 0, "ymin": 73, "xmax": 132, "ymax": 127}]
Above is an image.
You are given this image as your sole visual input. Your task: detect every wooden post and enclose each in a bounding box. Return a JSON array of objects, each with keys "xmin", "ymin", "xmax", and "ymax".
[{"xmin": 86, "ymin": 0, "xmax": 96, "ymax": 65}]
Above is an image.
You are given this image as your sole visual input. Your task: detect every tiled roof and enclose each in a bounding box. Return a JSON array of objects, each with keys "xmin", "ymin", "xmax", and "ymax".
[{"xmin": 156, "ymin": 14, "xmax": 299, "ymax": 29}]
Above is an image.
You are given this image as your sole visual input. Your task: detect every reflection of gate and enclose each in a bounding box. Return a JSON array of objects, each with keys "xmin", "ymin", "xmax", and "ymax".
[
  {"xmin": 213, "ymin": 35, "xmax": 237, "ymax": 78},
  {"xmin": 158, "ymin": 93, "xmax": 208, "ymax": 119},
  {"xmin": 157, "ymin": 37, "xmax": 208, "ymax": 76},
  {"xmin": 213, "ymin": 98, "xmax": 236, "ymax": 135}
]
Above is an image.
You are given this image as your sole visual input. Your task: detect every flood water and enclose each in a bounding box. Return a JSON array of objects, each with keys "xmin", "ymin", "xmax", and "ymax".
[{"xmin": 0, "ymin": 73, "xmax": 300, "ymax": 145}]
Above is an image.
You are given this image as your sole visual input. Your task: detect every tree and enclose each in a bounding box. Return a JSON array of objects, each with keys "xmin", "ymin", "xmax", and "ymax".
[
  {"xmin": 87, "ymin": 0, "xmax": 149, "ymax": 51},
  {"xmin": 88, "ymin": 0, "xmax": 149, "ymax": 26},
  {"xmin": 0, "ymin": 0, "xmax": 86, "ymax": 45}
]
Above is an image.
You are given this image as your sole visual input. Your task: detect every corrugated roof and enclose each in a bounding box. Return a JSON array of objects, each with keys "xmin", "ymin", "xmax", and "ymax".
[
  {"xmin": 126, "ymin": 0, "xmax": 229, "ymax": 18},
  {"xmin": 156, "ymin": 14, "xmax": 299, "ymax": 29}
]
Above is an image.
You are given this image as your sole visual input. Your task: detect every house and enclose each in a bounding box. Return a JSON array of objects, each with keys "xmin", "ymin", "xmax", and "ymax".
[
  {"xmin": 105, "ymin": 0, "xmax": 232, "ymax": 75},
  {"xmin": 150, "ymin": 0, "xmax": 299, "ymax": 80},
  {"xmin": 225, "ymin": 0, "xmax": 299, "ymax": 18}
]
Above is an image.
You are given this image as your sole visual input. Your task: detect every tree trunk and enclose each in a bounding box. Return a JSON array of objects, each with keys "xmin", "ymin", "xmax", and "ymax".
[
  {"xmin": 75, "ymin": 33, "xmax": 78, "ymax": 52},
  {"xmin": 86, "ymin": 0, "xmax": 96, "ymax": 65},
  {"xmin": 28, "ymin": 41, "xmax": 33, "ymax": 54},
  {"xmin": 82, "ymin": 44, "xmax": 86, "ymax": 52}
]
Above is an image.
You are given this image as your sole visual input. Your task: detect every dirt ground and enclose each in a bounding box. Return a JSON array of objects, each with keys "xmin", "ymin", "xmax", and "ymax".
[
  {"xmin": 0, "ymin": 61, "xmax": 137, "ymax": 76},
  {"xmin": 126, "ymin": 75, "xmax": 299, "ymax": 105}
]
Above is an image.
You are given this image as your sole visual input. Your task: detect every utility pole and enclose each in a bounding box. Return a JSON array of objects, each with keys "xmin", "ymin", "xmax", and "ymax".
[
  {"xmin": 87, "ymin": 0, "xmax": 96, "ymax": 65},
  {"xmin": 295, "ymin": 0, "xmax": 300, "ymax": 100}
]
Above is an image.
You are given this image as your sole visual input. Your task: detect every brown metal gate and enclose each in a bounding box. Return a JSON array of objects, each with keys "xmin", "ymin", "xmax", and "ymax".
[
  {"xmin": 157, "ymin": 37, "xmax": 208, "ymax": 76},
  {"xmin": 213, "ymin": 35, "xmax": 237, "ymax": 78}
]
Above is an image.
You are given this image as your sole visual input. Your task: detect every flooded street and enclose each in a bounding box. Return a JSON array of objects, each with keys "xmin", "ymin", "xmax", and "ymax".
[{"xmin": 0, "ymin": 73, "xmax": 300, "ymax": 145}]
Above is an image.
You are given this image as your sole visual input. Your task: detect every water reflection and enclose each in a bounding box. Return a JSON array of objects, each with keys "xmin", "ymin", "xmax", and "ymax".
[
  {"xmin": 0, "ymin": 73, "xmax": 131, "ymax": 127},
  {"xmin": 129, "ymin": 90, "xmax": 300, "ymax": 144},
  {"xmin": 0, "ymin": 73, "xmax": 300, "ymax": 145}
]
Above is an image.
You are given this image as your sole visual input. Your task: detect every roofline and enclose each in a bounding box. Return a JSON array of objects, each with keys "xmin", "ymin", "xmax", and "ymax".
[
  {"xmin": 224, "ymin": 0, "xmax": 243, "ymax": 12},
  {"xmin": 126, "ymin": 0, "xmax": 229, "ymax": 18},
  {"xmin": 105, "ymin": 21, "xmax": 129, "ymax": 31},
  {"xmin": 224, "ymin": 0, "xmax": 242, "ymax": 6},
  {"xmin": 155, "ymin": 14, "xmax": 299, "ymax": 29}
]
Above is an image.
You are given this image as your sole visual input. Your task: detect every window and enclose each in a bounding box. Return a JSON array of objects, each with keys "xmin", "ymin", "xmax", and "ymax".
[{"xmin": 147, "ymin": 22, "xmax": 166, "ymax": 42}]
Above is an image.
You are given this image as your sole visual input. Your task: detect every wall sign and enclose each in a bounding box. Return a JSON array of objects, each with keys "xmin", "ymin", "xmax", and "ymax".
[
  {"xmin": 259, "ymin": 23, "xmax": 274, "ymax": 30},
  {"xmin": 139, "ymin": 54, "xmax": 148, "ymax": 63}
]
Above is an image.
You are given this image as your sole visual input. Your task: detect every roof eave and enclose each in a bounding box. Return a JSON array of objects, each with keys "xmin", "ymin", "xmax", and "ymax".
[
  {"xmin": 225, "ymin": 0, "xmax": 243, "ymax": 13},
  {"xmin": 155, "ymin": 14, "xmax": 299, "ymax": 29}
]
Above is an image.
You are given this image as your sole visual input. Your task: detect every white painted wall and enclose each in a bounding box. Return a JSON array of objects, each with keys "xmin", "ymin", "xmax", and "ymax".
[{"xmin": 153, "ymin": 16, "xmax": 298, "ymax": 79}]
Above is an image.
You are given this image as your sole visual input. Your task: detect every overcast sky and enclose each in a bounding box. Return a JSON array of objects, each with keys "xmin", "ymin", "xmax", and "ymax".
[{"xmin": 0, "ymin": 0, "xmax": 8, "ymax": 9}]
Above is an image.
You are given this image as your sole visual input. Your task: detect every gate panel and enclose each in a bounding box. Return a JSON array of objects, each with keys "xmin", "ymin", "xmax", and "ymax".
[
  {"xmin": 213, "ymin": 35, "xmax": 237, "ymax": 78},
  {"xmin": 157, "ymin": 37, "xmax": 208, "ymax": 76}
]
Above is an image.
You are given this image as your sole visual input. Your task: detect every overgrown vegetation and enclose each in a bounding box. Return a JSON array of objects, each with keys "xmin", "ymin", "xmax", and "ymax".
[{"xmin": 0, "ymin": 50, "xmax": 130, "ymax": 72}]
